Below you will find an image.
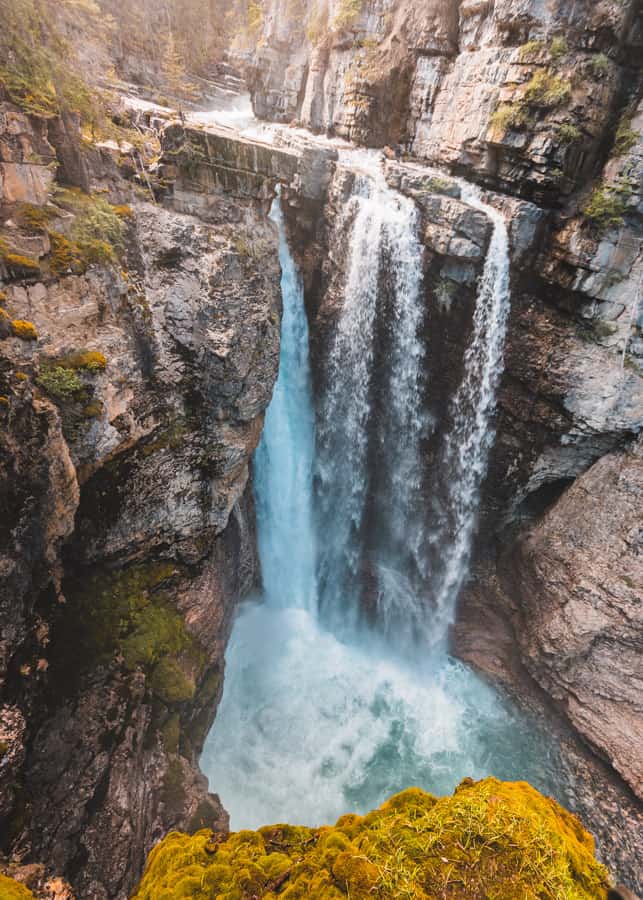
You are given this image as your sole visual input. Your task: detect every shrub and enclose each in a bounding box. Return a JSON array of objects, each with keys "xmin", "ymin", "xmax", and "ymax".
[
  {"xmin": 549, "ymin": 35, "xmax": 568, "ymax": 60},
  {"xmin": 16, "ymin": 203, "xmax": 55, "ymax": 233},
  {"xmin": 558, "ymin": 123, "xmax": 582, "ymax": 143},
  {"xmin": 518, "ymin": 39, "xmax": 544, "ymax": 61},
  {"xmin": 133, "ymin": 778, "xmax": 610, "ymax": 900},
  {"xmin": 37, "ymin": 365, "xmax": 82, "ymax": 400},
  {"xmin": 524, "ymin": 69, "xmax": 571, "ymax": 107},
  {"xmin": 333, "ymin": 0, "xmax": 363, "ymax": 30},
  {"xmin": 58, "ymin": 349, "xmax": 108, "ymax": 371},
  {"xmin": 0, "ymin": 0, "xmax": 101, "ymax": 124},
  {"xmin": 613, "ymin": 115, "xmax": 638, "ymax": 157},
  {"xmin": 583, "ymin": 179, "xmax": 632, "ymax": 232},
  {"xmin": 490, "ymin": 103, "xmax": 529, "ymax": 133},
  {"xmin": 590, "ymin": 53, "xmax": 610, "ymax": 76},
  {"xmin": 49, "ymin": 231, "xmax": 84, "ymax": 277},
  {"xmin": 11, "ymin": 320, "xmax": 38, "ymax": 340}
]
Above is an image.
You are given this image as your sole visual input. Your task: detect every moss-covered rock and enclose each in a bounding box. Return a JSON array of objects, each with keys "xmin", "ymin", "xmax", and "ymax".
[
  {"xmin": 0, "ymin": 873, "xmax": 36, "ymax": 899},
  {"xmin": 133, "ymin": 778, "xmax": 610, "ymax": 900}
]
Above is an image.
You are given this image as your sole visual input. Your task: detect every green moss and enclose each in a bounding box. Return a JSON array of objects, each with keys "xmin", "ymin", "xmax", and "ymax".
[
  {"xmin": 142, "ymin": 420, "xmax": 189, "ymax": 457},
  {"xmin": 306, "ymin": 7, "xmax": 329, "ymax": 44},
  {"xmin": 0, "ymin": 874, "xmax": 36, "ymax": 899},
  {"xmin": 62, "ymin": 562, "xmax": 204, "ymax": 706},
  {"xmin": 16, "ymin": 203, "xmax": 55, "ymax": 233},
  {"xmin": 49, "ymin": 230, "xmax": 85, "ymax": 276},
  {"xmin": 151, "ymin": 658, "xmax": 195, "ymax": 705},
  {"xmin": 490, "ymin": 103, "xmax": 529, "ymax": 133},
  {"xmin": 82, "ymin": 400, "xmax": 103, "ymax": 418},
  {"xmin": 187, "ymin": 800, "xmax": 223, "ymax": 834},
  {"xmin": 161, "ymin": 713, "xmax": 181, "ymax": 754},
  {"xmin": 162, "ymin": 759, "xmax": 187, "ymax": 814},
  {"xmin": 11, "ymin": 320, "xmax": 38, "ymax": 340},
  {"xmin": 36, "ymin": 365, "xmax": 82, "ymax": 400},
  {"xmin": 54, "ymin": 188, "xmax": 126, "ymax": 265},
  {"xmin": 0, "ymin": 240, "xmax": 42, "ymax": 278},
  {"xmin": 133, "ymin": 779, "xmax": 610, "ymax": 900}
]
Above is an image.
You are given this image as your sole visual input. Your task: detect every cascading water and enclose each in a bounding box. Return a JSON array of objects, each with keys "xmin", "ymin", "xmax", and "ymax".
[
  {"xmin": 315, "ymin": 163, "xmax": 429, "ymax": 640},
  {"xmin": 429, "ymin": 181, "xmax": 512, "ymax": 641},
  {"xmin": 202, "ymin": 176, "xmax": 561, "ymax": 830}
]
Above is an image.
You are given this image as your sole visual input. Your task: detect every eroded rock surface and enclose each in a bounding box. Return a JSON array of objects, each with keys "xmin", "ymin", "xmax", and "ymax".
[{"xmin": 0, "ymin": 99, "xmax": 281, "ymax": 898}]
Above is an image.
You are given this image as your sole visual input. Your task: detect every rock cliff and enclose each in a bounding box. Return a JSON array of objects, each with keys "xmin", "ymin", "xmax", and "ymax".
[{"xmin": 0, "ymin": 99, "xmax": 281, "ymax": 898}]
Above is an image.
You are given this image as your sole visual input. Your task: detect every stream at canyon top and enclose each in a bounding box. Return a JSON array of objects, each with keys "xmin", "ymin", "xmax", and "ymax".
[{"xmin": 201, "ymin": 178, "xmax": 563, "ymax": 829}]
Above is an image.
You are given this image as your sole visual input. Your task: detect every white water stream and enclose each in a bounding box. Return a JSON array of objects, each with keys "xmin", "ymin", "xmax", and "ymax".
[{"xmin": 201, "ymin": 171, "xmax": 560, "ymax": 829}]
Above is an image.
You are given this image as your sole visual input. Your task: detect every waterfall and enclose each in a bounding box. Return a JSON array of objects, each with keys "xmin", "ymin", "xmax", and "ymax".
[
  {"xmin": 430, "ymin": 183, "xmax": 511, "ymax": 637},
  {"xmin": 202, "ymin": 177, "xmax": 558, "ymax": 831},
  {"xmin": 316, "ymin": 164, "xmax": 429, "ymax": 641},
  {"xmin": 315, "ymin": 171, "xmax": 385, "ymax": 630},
  {"xmin": 254, "ymin": 195, "xmax": 317, "ymax": 611}
]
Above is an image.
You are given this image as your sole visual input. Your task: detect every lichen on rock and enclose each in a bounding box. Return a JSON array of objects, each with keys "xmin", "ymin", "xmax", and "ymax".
[{"xmin": 133, "ymin": 778, "xmax": 610, "ymax": 900}]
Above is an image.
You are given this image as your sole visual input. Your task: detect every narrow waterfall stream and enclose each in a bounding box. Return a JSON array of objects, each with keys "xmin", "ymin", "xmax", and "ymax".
[{"xmin": 202, "ymin": 179, "xmax": 560, "ymax": 830}]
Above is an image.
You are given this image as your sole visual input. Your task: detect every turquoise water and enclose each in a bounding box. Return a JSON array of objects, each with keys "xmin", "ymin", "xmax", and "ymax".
[{"xmin": 201, "ymin": 189, "xmax": 561, "ymax": 830}]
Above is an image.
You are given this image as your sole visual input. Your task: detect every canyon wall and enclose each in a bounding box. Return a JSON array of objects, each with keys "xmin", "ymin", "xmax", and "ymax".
[{"xmin": 0, "ymin": 101, "xmax": 281, "ymax": 898}]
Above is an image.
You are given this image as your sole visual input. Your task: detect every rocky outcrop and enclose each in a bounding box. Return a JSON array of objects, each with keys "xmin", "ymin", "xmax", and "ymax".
[
  {"xmin": 133, "ymin": 779, "xmax": 611, "ymax": 900},
  {"xmin": 0, "ymin": 100, "xmax": 282, "ymax": 898},
  {"xmin": 498, "ymin": 439, "xmax": 641, "ymax": 797},
  {"xmin": 455, "ymin": 439, "xmax": 643, "ymax": 891}
]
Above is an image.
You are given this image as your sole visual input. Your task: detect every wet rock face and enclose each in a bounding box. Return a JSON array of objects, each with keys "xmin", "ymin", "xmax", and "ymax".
[
  {"xmin": 455, "ymin": 439, "xmax": 643, "ymax": 892},
  {"xmin": 0, "ymin": 102, "xmax": 281, "ymax": 898},
  {"xmin": 511, "ymin": 438, "xmax": 643, "ymax": 798}
]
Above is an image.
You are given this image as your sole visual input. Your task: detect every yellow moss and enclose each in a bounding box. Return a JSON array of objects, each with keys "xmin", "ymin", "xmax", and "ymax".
[
  {"xmin": 49, "ymin": 230, "xmax": 85, "ymax": 277},
  {"xmin": 15, "ymin": 372, "xmax": 29, "ymax": 381},
  {"xmin": 0, "ymin": 306, "xmax": 9, "ymax": 319},
  {"xmin": 0, "ymin": 873, "xmax": 36, "ymax": 899},
  {"xmin": 113, "ymin": 204, "xmax": 134, "ymax": 218},
  {"xmin": 11, "ymin": 320, "xmax": 38, "ymax": 340},
  {"xmin": 17, "ymin": 203, "xmax": 55, "ymax": 233},
  {"xmin": 58, "ymin": 349, "xmax": 108, "ymax": 371},
  {"xmin": 133, "ymin": 778, "xmax": 610, "ymax": 900},
  {"xmin": 0, "ymin": 396, "xmax": 9, "ymax": 407},
  {"xmin": 2, "ymin": 252, "xmax": 41, "ymax": 276}
]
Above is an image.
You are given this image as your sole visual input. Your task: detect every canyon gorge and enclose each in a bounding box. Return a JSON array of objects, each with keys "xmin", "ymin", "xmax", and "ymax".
[{"xmin": 0, "ymin": 0, "xmax": 641, "ymax": 898}]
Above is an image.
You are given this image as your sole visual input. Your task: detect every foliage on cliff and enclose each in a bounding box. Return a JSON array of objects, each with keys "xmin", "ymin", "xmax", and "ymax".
[
  {"xmin": 133, "ymin": 778, "xmax": 610, "ymax": 899},
  {"xmin": 0, "ymin": 0, "xmax": 102, "ymax": 121}
]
